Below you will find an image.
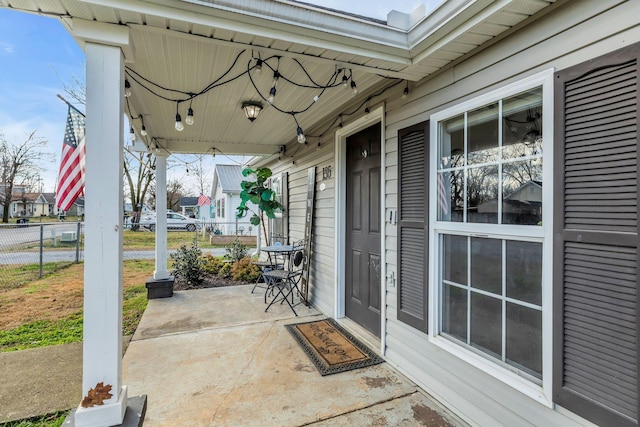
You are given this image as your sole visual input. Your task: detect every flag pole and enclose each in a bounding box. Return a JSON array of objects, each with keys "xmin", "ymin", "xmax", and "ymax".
[{"xmin": 56, "ymin": 93, "xmax": 86, "ymax": 117}]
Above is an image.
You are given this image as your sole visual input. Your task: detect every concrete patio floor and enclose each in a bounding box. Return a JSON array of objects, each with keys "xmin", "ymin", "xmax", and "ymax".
[{"xmin": 123, "ymin": 285, "xmax": 467, "ymax": 426}]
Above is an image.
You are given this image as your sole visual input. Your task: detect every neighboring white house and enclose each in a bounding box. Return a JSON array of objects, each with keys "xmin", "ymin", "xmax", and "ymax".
[{"xmin": 210, "ymin": 164, "xmax": 254, "ymax": 235}]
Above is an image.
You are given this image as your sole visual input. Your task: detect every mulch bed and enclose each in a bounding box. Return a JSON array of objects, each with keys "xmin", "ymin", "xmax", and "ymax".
[{"xmin": 173, "ymin": 275, "xmax": 253, "ymax": 291}]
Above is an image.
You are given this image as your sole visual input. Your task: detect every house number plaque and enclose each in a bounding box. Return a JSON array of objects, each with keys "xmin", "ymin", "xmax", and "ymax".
[{"xmin": 322, "ymin": 165, "xmax": 332, "ymax": 180}]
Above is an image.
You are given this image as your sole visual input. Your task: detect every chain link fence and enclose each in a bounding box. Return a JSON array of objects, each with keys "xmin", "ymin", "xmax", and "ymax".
[
  {"xmin": 0, "ymin": 221, "xmax": 254, "ymax": 286},
  {"xmin": 0, "ymin": 222, "xmax": 84, "ymax": 285}
]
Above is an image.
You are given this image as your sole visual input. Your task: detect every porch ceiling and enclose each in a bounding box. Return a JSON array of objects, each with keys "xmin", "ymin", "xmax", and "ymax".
[{"xmin": 1, "ymin": 0, "xmax": 556, "ymax": 156}]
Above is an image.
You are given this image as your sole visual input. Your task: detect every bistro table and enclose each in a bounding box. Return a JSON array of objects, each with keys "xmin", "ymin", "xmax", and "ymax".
[
  {"xmin": 261, "ymin": 244, "xmax": 302, "ymax": 267},
  {"xmin": 260, "ymin": 243, "xmax": 305, "ymax": 313}
]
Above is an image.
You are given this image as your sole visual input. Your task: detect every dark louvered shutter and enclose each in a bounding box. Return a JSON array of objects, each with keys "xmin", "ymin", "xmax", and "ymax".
[
  {"xmin": 398, "ymin": 121, "xmax": 429, "ymax": 332},
  {"xmin": 553, "ymin": 43, "xmax": 639, "ymax": 427}
]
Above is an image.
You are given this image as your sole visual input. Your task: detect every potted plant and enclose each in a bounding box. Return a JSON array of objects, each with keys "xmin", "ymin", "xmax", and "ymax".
[{"xmin": 236, "ymin": 167, "xmax": 283, "ymax": 243}]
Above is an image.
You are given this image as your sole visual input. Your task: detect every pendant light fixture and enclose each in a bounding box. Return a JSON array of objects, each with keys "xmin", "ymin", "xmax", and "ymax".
[{"xmin": 242, "ymin": 101, "xmax": 263, "ymax": 122}]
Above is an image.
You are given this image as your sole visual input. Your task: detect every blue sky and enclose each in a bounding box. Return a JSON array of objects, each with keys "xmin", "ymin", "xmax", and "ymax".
[
  {"xmin": 0, "ymin": 1, "xmax": 426, "ymax": 194},
  {"xmin": 0, "ymin": 9, "xmax": 85, "ymax": 193}
]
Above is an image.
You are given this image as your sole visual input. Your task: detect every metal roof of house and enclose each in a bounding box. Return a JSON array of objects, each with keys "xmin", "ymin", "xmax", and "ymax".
[
  {"xmin": 180, "ymin": 196, "xmax": 199, "ymax": 207},
  {"xmin": 0, "ymin": 0, "xmax": 557, "ymax": 157},
  {"xmin": 214, "ymin": 164, "xmax": 244, "ymax": 194}
]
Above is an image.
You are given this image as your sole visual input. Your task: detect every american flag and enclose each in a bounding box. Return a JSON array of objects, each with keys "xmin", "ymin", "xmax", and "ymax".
[
  {"xmin": 198, "ymin": 194, "xmax": 211, "ymax": 206},
  {"xmin": 56, "ymin": 105, "xmax": 86, "ymax": 212}
]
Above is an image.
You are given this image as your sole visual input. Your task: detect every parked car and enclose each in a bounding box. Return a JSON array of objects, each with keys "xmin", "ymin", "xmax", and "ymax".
[{"xmin": 141, "ymin": 212, "xmax": 200, "ymax": 232}]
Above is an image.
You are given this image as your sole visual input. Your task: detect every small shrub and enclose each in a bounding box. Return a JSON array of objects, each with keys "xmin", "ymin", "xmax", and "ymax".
[
  {"xmin": 218, "ymin": 262, "xmax": 233, "ymax": 278},
  {"xmin": 231, "ymin": 257, "xmax": 261, "ymax": 282},
  {"xmin": 224, "ymin": 238, "xmax": 248, "ymax": 263},
  {"xmin": 202, "ymin": 254, "xmax": 225, "ymax": 275},
  {"xmin": 170, "ymin": 244, "xmax": 204, "ymax": 286}
]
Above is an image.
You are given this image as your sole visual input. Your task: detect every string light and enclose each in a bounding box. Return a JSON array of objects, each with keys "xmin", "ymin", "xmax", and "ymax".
[
  {"xmin": 268, "ymin": 86, "xmax": 277, "ymax": 104},
  {"xmin": 175, "ymin": 103, "xmax": 184, "ymax": 131},
  {"xmin": 271, "ymin": 70, "xmax": 281, "ymax": 88},
  {"xmin": 293, "ymin": 114, "xmax": 306, "ymax": 144},
  {"xmin": 402, "ymin": 81, "xmax": 409, "ymax": 99},
  {"xmin": 297, "ymin": 126, "xmax": 306, "ymax": 144},
  {"xmin": 186, "ymin": 106, "xmax": 195, "ymax": 126},
  {"xmin": 124, "ymin": 79, "xmax": 132, "ymax": 97},
  {"xmin": 268, "ymin": 69, "xmax": 280, "ymax": 104},
  {"xmin": 125, "ymin": 52, "xmax": 404, "ymax": 146}
]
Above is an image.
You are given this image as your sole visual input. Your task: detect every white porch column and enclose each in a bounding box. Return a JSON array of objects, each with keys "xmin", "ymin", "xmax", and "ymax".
[
  {"xmin": 75, "ymin": 42, "xmax": 127, "ymax": 425},
  {"xmin": 154, "ymin": 153, "xmax": 170, "ymax": 280}
]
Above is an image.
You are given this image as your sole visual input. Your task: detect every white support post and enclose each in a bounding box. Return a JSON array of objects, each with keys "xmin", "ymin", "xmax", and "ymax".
[
  {"xmin": 74, "ymin": 42, "xmax": 127, "ymax": 426},
  {"xmin": 154, "ymin": 153, "xmax": 170, "ymax": 280}
]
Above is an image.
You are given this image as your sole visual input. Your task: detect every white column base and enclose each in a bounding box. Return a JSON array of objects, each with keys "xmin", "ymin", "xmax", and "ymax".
[{"xmin": 74, "ymin": 386, "xmax": 128, "ymax": 427}]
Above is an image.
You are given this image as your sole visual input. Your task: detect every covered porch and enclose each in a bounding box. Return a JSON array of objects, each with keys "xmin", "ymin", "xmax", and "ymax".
[
  {"xmin": 0, "ymin": 0, "xmax": 563, "ymax": 425},
  {"xmin": 120, "ymin": 284, "xmax": 462, "ymax": 426}
]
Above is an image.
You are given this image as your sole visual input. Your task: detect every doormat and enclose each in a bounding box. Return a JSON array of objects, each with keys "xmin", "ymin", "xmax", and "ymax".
[{"xmin": 285, "ymin": 318, "xmax": 383, "ymax": 376}]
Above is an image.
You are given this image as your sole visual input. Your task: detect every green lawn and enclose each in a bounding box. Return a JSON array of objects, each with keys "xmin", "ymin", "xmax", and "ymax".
[
  {"xmin": 122, "ymin": 229, "xmax": 218, "ymax": 250},
  {"xmin": 0, "ymin": 262, "xmax": 74, "ymax": 291},
  {"xmin": 0, "ymin": 260, "xmax": 152, "ymax": 352},
  {"xmin": 0, "ymin": 412, "xmax": 66, "ymax": 427},
  {"xmin": 5, "ymin": 229, "xmax": 220, "ymax": 252}
]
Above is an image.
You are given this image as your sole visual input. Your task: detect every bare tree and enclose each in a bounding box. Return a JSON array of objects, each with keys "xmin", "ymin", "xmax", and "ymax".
[
  {"xmin": 61, "ymin": 72, "xmax": 87, "ymax": 108},
  {"xmin": 166, "ymin": 178, "xmax": 185, "ymax": 212},
  {"xmin": 186, "ymin": 155, "xmax": 211, "ymax": 196},
  {"xmin": 124, "ymin": 150, "xmax": 156, "ymax": 229},
  {"xmin": 63, "ymin": 73, "xmax": 156, "ymax": 229},
  {"xmin": 0, "ymin": 131, "xmax": 54, "ymax": 222}
]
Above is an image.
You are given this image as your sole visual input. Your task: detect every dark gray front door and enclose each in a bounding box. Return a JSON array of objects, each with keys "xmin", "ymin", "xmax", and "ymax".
[{"xmin": 345, "ymin": 123, "xmax": 381, "ymax": 337}]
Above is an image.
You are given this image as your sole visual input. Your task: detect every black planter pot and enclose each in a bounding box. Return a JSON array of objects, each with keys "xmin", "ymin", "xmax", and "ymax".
[{"xmin": 145, "ymin": 276, "xmax": 175, "ymax": 299}]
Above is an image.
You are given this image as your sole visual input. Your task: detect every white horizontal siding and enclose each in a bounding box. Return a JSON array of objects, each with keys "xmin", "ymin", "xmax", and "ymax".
[
  {"xmin": 256, "ymin": 2, "xmax": 636, "ymax": 425},
  {"xmin": 261, "ymin": 133, "xmax": 336, "ymax": 315},
  {"xmin": 382, "ymin": 1, "xmax": 635, "ymax": 426}
]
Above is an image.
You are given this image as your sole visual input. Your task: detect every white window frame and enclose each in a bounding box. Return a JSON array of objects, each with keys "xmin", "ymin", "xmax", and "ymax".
[{"xmin": 428, "ymin": 69, "xmax": 554, "ymax": 407}]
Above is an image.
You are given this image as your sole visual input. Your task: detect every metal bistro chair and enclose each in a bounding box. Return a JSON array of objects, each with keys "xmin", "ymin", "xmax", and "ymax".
[
  {"xmin": 250, "ymin": 241, "xmax": 284, "ymax": 295},
  {"xmin": 262, "ymin": 247, "xmax": 305, "ymax": 316}
]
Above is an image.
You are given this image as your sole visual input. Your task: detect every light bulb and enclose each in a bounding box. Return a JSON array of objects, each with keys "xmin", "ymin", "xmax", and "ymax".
[
  {"xmin": 402, "ymin": 85, "xmax": 409, "ymax": 99},
  {"xmin": 351, "ymin": 80, "xmax": 358, "ymax": 95},
  {"xmin": 313, "ymin": 95, "xmax": 319, "ymax": 103},
  {"xmin": 268, "ymin": 86, "xmax": 276, "ymax": 104},
  {"xmin": 364, "ymin": 107, "xmax": 370, "ymax": 114},
  {"xmin": 342, "ymin": 74, "xmax": 349, "ymax": 88},
  {"xmin": 124, "ymin": 79, "xmax": 131, "ymax": 97},
  {"xmin": 175, "ymin": 113, "xmax": 184, "ymax": 131},
  {"xmin": 272, "ymin": 71, "xmax": 280, "ymax": 88},
  {"xmin": 255, "ymin": 59, "xmax": 262, "ymax": 75},
  {"xmin": 297, "ymin": 126, "xmax": 306, "ymax": 144},
  {"xmin": 185, "ymin": 108, "xmax": 194, "ymax": 126},
  {"xmin": 140, "ymin": 125, "xmax": 147, "ymax": 136},
  {"xmin": 129, "ymin": 126, "xmax": 135, "ymax": 142}
]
